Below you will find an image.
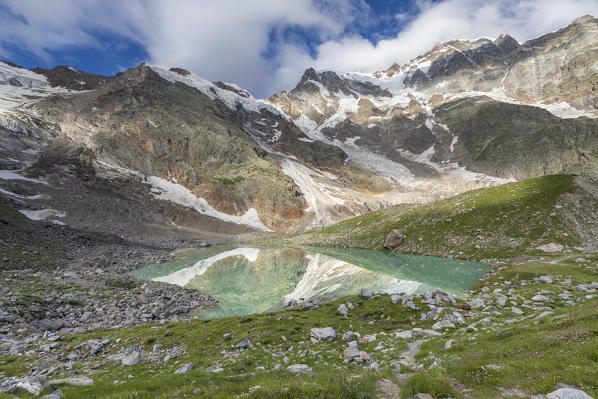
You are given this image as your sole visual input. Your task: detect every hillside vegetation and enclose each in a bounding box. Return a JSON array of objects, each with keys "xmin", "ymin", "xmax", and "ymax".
[{"xmin": 265, "ymin": 175, "xmax": 598, "ymax": 261}]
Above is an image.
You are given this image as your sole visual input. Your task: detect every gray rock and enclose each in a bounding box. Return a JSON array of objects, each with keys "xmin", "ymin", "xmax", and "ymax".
[
  {"xmin": 414, "ymin": 394, "xmax": 434, "ymax": 399},
  {"xmin": 175, "ymin": 363, "xmax": 193, "ymax": 374},
  {"xmin": 469, "ymin": 298, "xmax": 486, "ymax": 309},
  {"xmin": 310, "ymin": 327, "xmax": 336, "ymax": 342},
  {"xmin": 384, "ymin": 229, "xmax": 405, "ymax": 249},
  {"xmin": 236, "ymin": 338, "xmax": 252, "ymax": 349},
  {"xmin": 343, "ymin": 347, "xmax": 374, "ymax": 363},
  {"xmin": 41, "ymin": 389, "xmax": 63, "ymax": 399},
  {"xmin": 0, "ymin": 376, "xmax": 46, "ymax": 396},
  {"xmin": 396, "ymin": 330, "xmax": 413, "ymax": 339},
  {"xmin": 432, "ymin": 320, "xmax": 455, "ymax": 330},
  {"xmin": 546, "ymin": 388, "xmax": 593, "ymax": 399},
  {"xmin": 38, "ymin": 318, "xmax": 64, "ymax": 331},
  {"xmin": 287, "ymin": 364, "xmax": 311, "ymax": 373},
  {"xmin": 48, "ymin": 376, "xmax": 94, "ymax": 386},
  {"xmin": 390, "ymin": 293, "xmax": 402, "ymax": 304},
  {"xmin": 80, "ymin": 311, "xmax": 93, "ymax": 322},
  {"xmin": 121, "ymin": 351, "xmax": 140, "ymax": 366},
  {"xmin": 538, "ymin": 276, "xmax": 554, "ymax": 284},
  {"xmin": 359, "ymin": 335, "xmax": 376, "ymax": 344},
  {"xmin": 360, "ymin": 289, "xmax": 373, "ymax": 298},
  {"xmin": 511, "ymin": 307, "xmax": 524, "ymax": 315},
  {"xmin": 538, "ymin": 243, "xmax": 564, "ymax": 252},
  {"xmin": 342, "ymin": 331, "xmax": 356, "ymax": 342},
  {"xmin": 337, "ymin": 304, "xmax": 348, "ymax": 316},
  {"xmin": 222, "ymin": 333, "xmax": 234, "ymax": 340},
  {"xmin": 494, "ymin": 293, "xmax": 508, "ymax": 307},
  {"xmin": 532, "ymin": 295, "xmax": 552, "ymax": 302}
]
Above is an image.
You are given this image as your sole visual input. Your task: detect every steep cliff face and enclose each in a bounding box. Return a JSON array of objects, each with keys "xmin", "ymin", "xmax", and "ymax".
[{"xmin": 1, "ymin": 16, "xmax": 597, "ymax": 233}]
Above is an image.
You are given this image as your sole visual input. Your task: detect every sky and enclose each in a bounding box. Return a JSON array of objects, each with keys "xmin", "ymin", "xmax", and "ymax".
[{"xmin": 0, "ymin": 0, "xmax": 597, "ymax": 97}]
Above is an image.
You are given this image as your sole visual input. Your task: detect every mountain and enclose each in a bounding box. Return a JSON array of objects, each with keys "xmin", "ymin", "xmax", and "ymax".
[{"xmin": 1, "ymin": 16, "xmax": 597, "ymax": 236}]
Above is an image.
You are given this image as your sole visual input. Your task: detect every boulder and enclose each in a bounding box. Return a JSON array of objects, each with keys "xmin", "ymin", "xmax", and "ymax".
[
  {"xmin": 310, "ymin": 327, "xmax": 336, "ymax": 342},
  {"xmin": 38, "ymin": 318, "xmax": 64, "ymax": 331},
  {"xmin": 175, "ymin": 363, "xmax": 193, "ymax": 374},
  {"xmin": 0, "ymin": 376, "xmax": 46, "ymax": 396},
  {"xmin": 121, "ymin": 352, "xmax": 140, "ymax": 366},
  {"xmin": 546, "ymin": 388, "xmax": 593, "ymax": 399},
  {"xmin": 343, "ymin": 347, "xmax": 374, "ymax": 364},
  {"xmin": 384, "ymin": 229, "xmax": 405, "ymax": 249}
]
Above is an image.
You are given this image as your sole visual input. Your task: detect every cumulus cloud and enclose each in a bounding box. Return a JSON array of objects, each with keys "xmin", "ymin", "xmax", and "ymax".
[{"xmin": 0, "ymin": 0, "xmax": 597, "ymax": 97}]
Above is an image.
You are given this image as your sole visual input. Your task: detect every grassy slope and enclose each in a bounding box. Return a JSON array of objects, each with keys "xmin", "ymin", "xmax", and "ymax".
[
  {"xmin": 1, "ymin": 253, "xmax": 597, "ymax": 398},
  {"xmin": 266, "ymin": 174, "xmax": 598, "ymax": 261},
  {"xmin": 0, "ymin": 201, "xmax": 63, "ymax": 270}
]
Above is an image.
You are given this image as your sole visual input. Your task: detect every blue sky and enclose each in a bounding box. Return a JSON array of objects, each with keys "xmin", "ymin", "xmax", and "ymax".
[{"xmin": 0, "ymin": 0, "xmax": 596, "ymax": 97}]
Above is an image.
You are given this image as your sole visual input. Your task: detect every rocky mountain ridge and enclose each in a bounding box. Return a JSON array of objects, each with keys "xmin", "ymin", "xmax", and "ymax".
[{"xmin": 0, "ymin": 15, "xmax": 597, "ymax": 234}]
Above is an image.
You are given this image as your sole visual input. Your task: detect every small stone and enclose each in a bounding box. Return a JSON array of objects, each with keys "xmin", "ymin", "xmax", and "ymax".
[
  {"xmin": 468, "ymin": 298, "xmax": 485, "ymax": 309},
  {"xmin": 337, "ymin": 304, "xmax": 348, "ymax": 316},
  {"xmin": 359, "ymin": 335, "xmax": 376, "ymax": 344},
  {"xmin": 236, "ymin": 338, "xmax": 252, "ymax": 349},
  {"xmin": 342, "ymin": 331, "xmax": 356, "ymax": 342},
  {"xmin": 538, "ymin": 276, "xmax": 554, "ymax": 284},
  {"xmin": 532, "ymin": 295, "xmax": 552, "ymax": 302},
  {"xmin": 511, "ymin": 307, "xmax": 524, "ymax": 315},
  {"xmin": 432, "ymin": 320, "xmax": 455, "ymax": 330},
  {"xmin": 222, "ymin": 333, "xmax": 234, "ymax": 340},
  {"xmin": 360, "ymin": 289, "xmax": 373, "ymax": 298},
  {"xmin": 175, "ymin": 363, "xmax": 193, "ymax": 374},
  {"xmin": 41, "ymin": 389, "xmax": 63, "ymax": 399},
  {"xmin": 287, "ymin": 364, "xmax": 311, "ymax": 373}
]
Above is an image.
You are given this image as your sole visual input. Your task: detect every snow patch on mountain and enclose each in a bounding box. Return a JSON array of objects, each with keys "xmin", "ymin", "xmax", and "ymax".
[
  {"xmin": 0, "ymin": 62, "xmax": 69, "ymax": 110},
  {"xmin": 94, "ymin": 160, "xmax": 272, "ymax": 231},
  {"xmin": 151, "ymin": 66, "xmax": 284, "ymax": 117}
]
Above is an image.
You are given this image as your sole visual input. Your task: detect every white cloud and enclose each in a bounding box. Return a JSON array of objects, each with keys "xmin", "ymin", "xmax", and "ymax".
[{"xmin": 0, "ymin": 0, "xmax": 597, "ymax": 97}]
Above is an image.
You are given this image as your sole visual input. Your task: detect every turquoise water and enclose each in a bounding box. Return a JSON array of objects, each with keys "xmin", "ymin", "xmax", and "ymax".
[{"xmin": 130, "ymin": 245, "xmax": 488, "ymax": 319}]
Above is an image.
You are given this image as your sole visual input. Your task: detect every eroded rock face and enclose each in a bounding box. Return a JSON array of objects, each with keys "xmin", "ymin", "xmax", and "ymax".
[{"xmin": 384, "ymin": 229, "xmax": 405, "ymax": 249}]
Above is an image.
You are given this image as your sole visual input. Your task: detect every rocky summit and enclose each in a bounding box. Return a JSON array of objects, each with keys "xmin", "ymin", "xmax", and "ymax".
[{"xmin": 0, "ymin": 12, "xmax": 597, "ymax": 399}]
